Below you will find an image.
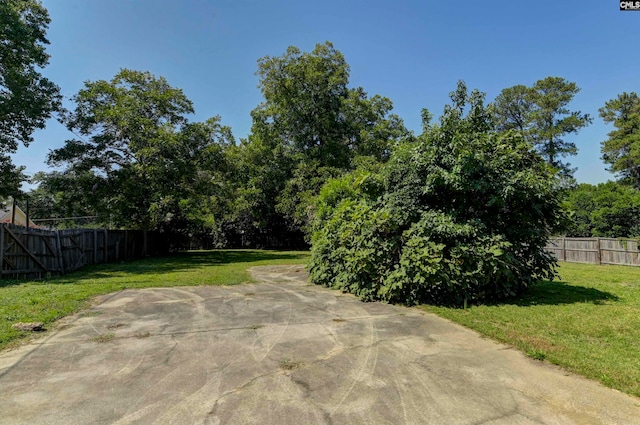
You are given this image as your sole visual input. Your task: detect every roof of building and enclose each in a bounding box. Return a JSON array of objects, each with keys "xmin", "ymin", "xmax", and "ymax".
[{"xmin": 0, "ymin": 202, "xmax": 37, "ymax": 227}]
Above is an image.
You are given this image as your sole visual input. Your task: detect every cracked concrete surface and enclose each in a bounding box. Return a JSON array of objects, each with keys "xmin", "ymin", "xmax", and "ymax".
[{"xmin": 0, "ymin": 264, "xmax": 639, "ymax": 424}]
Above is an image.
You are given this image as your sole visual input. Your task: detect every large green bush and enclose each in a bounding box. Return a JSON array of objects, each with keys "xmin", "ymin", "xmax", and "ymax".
[{"xmin": 308, "ymin": 82, "xmax": 563, "ymax": 306}]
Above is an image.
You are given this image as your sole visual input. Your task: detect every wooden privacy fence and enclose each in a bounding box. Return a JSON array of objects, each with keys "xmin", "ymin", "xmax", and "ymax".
[
  {"xmin": 0, "ymin": 224, "xmax": 172, "ymax": 279},
  {"xmin": 546, "ymin": 237, "xmax": 640, "ymax": 267}
]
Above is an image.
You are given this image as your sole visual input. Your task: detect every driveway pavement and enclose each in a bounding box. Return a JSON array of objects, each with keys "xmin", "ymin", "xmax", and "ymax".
[{"xmin": 0, "ymin": 265, "xmax": 638, "ymax": 424}]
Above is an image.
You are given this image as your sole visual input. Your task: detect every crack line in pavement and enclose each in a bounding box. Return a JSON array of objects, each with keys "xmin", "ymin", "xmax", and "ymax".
[
  {"xmin": 256, "ymin": 283, "xmax": 293, "ymax": 361},
  {"xmin": 14, "ymin": 313, "xmax": 413, "ymax": 346},
  {"xmin": 208, "ymin": 368, "xmax": 283, "ymax": 414},
  {"xmin": 329, "ymin": 307, "xmax": 379, "ymax": 417}
]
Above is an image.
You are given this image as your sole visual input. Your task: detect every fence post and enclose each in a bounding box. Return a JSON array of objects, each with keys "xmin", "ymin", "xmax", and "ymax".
[
  {"xmin": 78, "ymin": 230, "xmax": 84, "ymax": 269},
  {"xmin": 0, "ymin": 224, "xmax": 4, "ymax": 278},
  {"xmin": 596, "ymin": 237, "xmax": 601, "ymax": 265},
  {"xmin": 561, "ymin": 237, "xmax": 566, "ymax": 262},
  {"xmin": 143, "ymin": 230, "xmax": 148, "ymax": 257},
  {"xmin": 55, "ymin": 230, "xmax": 65, "ymax": 275},
  {"xmin": 93, "ymin": 229, "xmax": 98, "ymax": 265},
  {"xmin": 103, "ymin": 229, "xmax": 108, "ymax": 263}
]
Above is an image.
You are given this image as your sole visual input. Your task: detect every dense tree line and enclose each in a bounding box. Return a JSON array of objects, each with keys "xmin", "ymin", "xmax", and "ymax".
[
  {"xmin": 561, "ymin": 92, "xmax": 640, "ymax": 238},
  {"xmin": 29, "ymin": 42, "xmax": 412, "ymax": 245},
  {"xmin": 563, "ymin": 182, "xmax": 640, "ymax": 238},
  {"xmin": 4, "ymin": 2, "xmax": 640, "ymax": 303}
]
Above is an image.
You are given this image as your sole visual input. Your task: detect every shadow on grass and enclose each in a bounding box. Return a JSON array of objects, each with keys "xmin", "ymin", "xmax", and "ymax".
[
  {"xmin": 1, "ymin": 250, "xmax": 309, "ymax": 286},
  {"xmin": 498, "ymin": 280, "xmax": 618, "ymax": 307},
  {"xmin": 0, "ymin": 278, "xmax": 24, "ymax": 288}
]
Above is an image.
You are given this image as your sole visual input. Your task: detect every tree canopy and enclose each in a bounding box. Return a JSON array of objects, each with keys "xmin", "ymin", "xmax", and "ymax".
[
  {"xmin": 254, "ymin": 42, "xmax": 351, "ymax": 168},
  {"xmin": 0, "ymin": 0, "xmax": 61, "ymax": 197},
  {"xmin": 491, "ymin": 84, "xmax": 533, "ymax": 136},
  {"xmin": 599, "ymin": 92, "xmax": 640, "ymax": 189},
  {"xmin": 491, "ymin": 77, "xmax": 591, "ymax": 179},
  {"xmin": 43, "ymin": 69, "xmax": 233, "ymax": 234},
  {"xmin": 225, "ymin": 42, "xmax": 409, "ymax": 243},
  {"xmin": 563, "ymin": 182, "xmax": 640, "ymax": 238}
]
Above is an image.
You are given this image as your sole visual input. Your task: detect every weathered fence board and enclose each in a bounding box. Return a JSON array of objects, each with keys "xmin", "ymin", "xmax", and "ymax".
[
  {"xmin": 0, "ymin": 224, "xmax": 172, "ymax": 279},
  {"xmin": 547, "ymin": 237, "xmax": 640, "ymax": 267},
  {"xmin": 1, "ymin": 225, "xmax": 62, "ymax": 278}
]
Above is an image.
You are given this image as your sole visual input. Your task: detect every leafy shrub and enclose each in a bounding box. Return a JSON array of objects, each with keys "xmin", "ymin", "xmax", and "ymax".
[
  {"xmin": 310, "ymin": 200, "xmax": 400, "ymax": 300},
  {"xmin": 381, "ymin": 213, "xmax": 513, "ymax": 305},
  {"xmin": 313, "ymin": 169, "xmax": 384, "ymax": 223},
  {"xmin": 309, "ymin": 82, "xmax": 562, "ymax": 306}
]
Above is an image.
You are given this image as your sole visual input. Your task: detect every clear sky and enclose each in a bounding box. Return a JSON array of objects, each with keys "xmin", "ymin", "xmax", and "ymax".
[{"xmin": 14, "ymin": 0, "xmax": 640, "ymax": 185}]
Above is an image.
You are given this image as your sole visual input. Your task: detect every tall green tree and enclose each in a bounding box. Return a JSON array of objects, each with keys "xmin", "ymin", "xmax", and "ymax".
[
  {"xmin": 491, "ymin": 77, "xmax": 591, "ymax": 178},
  {"xmin": 491, "ymin": 84, "xmax": 533, "ymax": 136},
  {"xmin": 222, "ymin": 121, "xmax": 299, "ymax": 247},
  {"xmin": 0, "ymin": 0, "xmax": 61, "ymax": 197},
  {"xmin": 45, "ymin": 69, "xmax": 233, "ymax": 234},
  {"xmin": 599, "ymin": 92, "xmax": 640, "ymax": 189},
  {"xmin": 254, "ymin": 42, "xmax": 352, "ymax": 168},
  {"xmin": 246, "ymin": 42, "xmax": 409, "ymax": 233},
  {"xmin": 529, "ymin": 77, "xmax": 592, "ymax": 177}
]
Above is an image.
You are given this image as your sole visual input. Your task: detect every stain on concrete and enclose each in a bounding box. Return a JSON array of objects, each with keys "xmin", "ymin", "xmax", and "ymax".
[{"xmin": 0, "ymin": 264, "xmax": 638, "ymax": 424}]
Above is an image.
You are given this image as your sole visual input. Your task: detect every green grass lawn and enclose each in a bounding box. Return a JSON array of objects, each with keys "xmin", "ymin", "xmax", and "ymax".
[
  {"xmin": 421, "ymin": 262, "xmax": 640, "ymax": 398},
  {"xmin": 0, "ymin": 249, "xmax": 309, "ymax": 352}
]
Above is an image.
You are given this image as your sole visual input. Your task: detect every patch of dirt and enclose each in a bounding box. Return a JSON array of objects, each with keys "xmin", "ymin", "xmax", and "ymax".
[{"xmin": 12, "ymin": 322, "xmax": 45, "ymax": 332}]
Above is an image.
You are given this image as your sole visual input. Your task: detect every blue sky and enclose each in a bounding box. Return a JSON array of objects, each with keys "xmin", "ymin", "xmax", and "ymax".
[{"xmin": 15, "ymin": 0, "xmax": 640, "ymax": 185}]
